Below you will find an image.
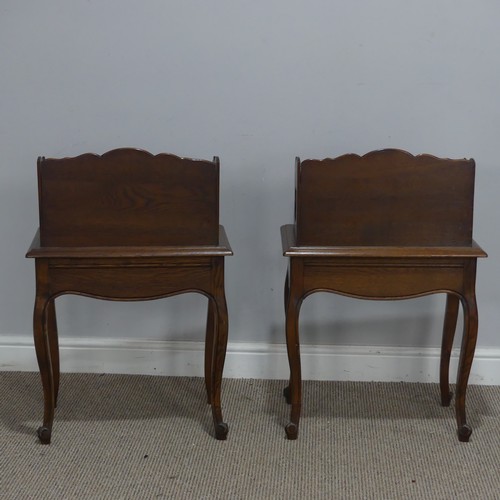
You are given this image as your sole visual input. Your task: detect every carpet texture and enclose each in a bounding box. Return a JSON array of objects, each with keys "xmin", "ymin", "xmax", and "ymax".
[{"xmin": 1, "ymin": 372, "xmax": 500, "ymax": 499}]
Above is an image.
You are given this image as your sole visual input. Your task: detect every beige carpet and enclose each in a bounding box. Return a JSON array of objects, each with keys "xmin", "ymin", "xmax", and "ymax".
[{"xmin": 1, "ymin": 372, "xmax": 500, "ymax": 499}]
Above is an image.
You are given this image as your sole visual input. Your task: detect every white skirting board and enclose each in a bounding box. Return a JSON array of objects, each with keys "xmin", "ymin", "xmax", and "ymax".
[{"xmin": 1, "ymin": 335, "xmax": 499, "ymax": 385}]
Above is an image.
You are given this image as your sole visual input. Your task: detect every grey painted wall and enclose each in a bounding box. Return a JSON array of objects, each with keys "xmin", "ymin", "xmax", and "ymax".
[{"xmin": 1, "ymin": 1, "xmax": 498, "ymax": 352}]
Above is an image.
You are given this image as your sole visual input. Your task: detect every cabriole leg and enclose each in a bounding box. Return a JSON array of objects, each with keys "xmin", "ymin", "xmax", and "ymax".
[
  {"xmin": 33, "ymin": 294, "xmax": 55, "ymax": 444},
  {"xmin": 210, "ymin": 293, "xmax": 229, "ymax": 440},
  {"xmin": 283, "ymin": 271, "xmax": 292, "ymax": 404},
  {"xmin": 455, "ymin": 293, "xmax": 478, "ymax": 442},
  {"xmin": 440, "ymin": 294, "xmax": 460, "ymax": 406},
  {"xmin": 284, "ymin": 291, "xmax": 302, "ymax": 440},
  {"xmin": 209, "ymin": 258, "xmax": 229, "ymax": 440}
]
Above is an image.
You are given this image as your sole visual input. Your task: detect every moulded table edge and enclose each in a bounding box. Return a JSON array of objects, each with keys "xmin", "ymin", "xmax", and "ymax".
[
  {"xmin": 26, "ymin": 226, "xmax": 233, "ymax": 258},
  {"xmin": 280, "ymin": 224, "xmax": 487, "ymax": 258}
]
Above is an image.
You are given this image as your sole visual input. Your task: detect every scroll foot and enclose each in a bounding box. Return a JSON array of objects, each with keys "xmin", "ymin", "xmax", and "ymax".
[
  {"xmin": 283, "ymin": 386, "xmax": 291, "ymax": 404},
  {"xmin": 285, "ymin": 422, "xmax": 298, "ymax": 440},
  {"xmin": 457, "ymin": 424, "xmax": 472, "ymax": 442},
  {"xmin": 214, "ymin": 422, "xmax": 229, "ymax": 441},
  {"xmin": 441, "ymin": 391, "xmax": 453, "ymax": 407},
  {"xmin": 37, "ymin": 426, "xmax": 51, "ymax": 445}
]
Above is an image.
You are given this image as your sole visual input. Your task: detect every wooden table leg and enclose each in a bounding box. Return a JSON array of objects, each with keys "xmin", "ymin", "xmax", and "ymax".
[
  {"xmin": 440, "ymin": 293, "xmax": 460, "ymax": 406},
  {"xmin": 210, "ymin": 259, "xmax": 229, "ymax": 440},
  {"xmin": 455, "ymin": 292, "xmax": 478, "ymax": 442},
  {"xmin": 33, "ymin": 294, "xmax": 55, "ymax": 444},
  {"xmin": 284, "ymin": 290, "xmax": 302, "ymax": 440}
]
